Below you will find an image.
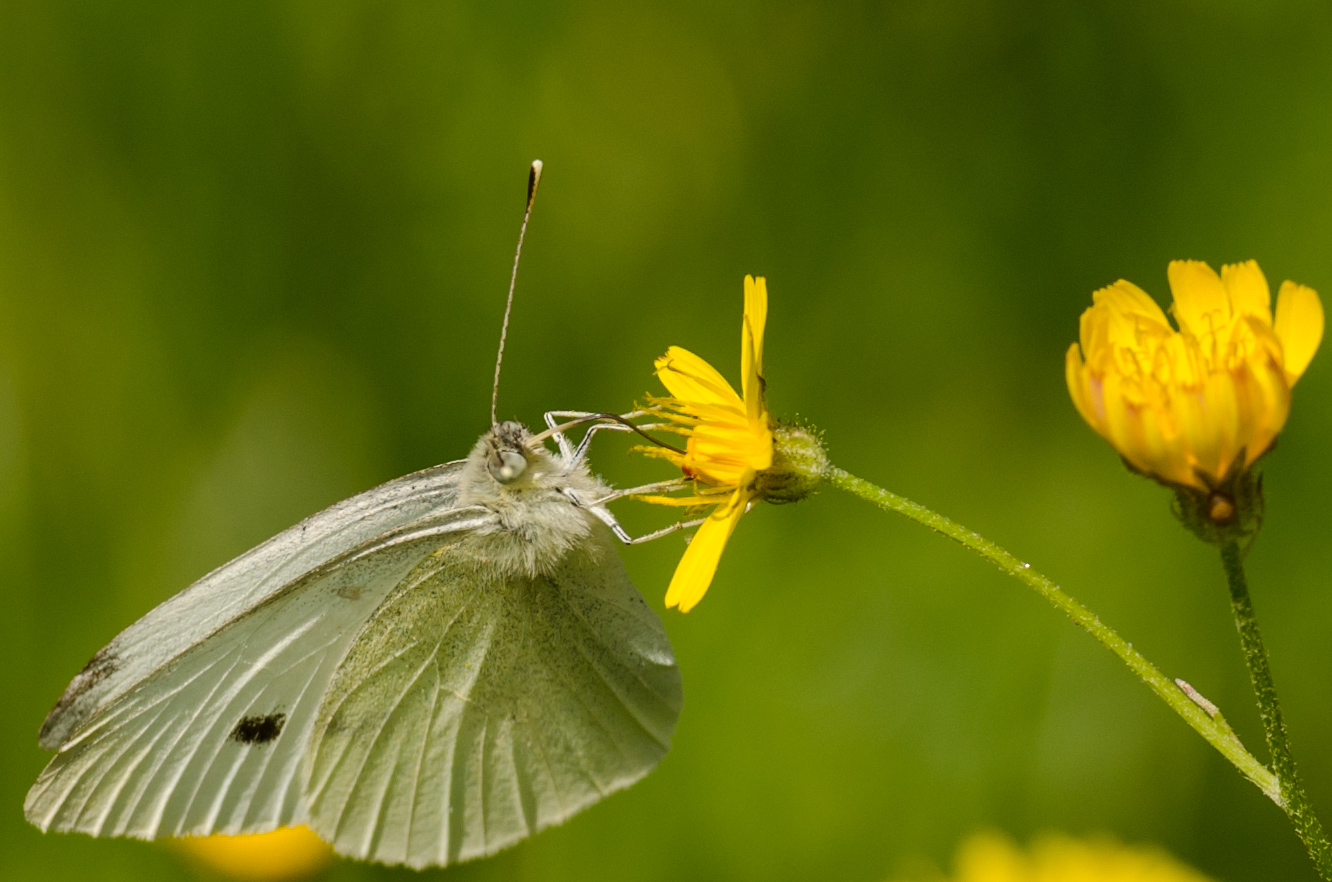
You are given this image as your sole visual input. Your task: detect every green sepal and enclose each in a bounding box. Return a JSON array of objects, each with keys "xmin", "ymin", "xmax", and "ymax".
[
  {"xmin": 754, "ymin": 421, "xmax": 828, "ymax": 504},
  {"xmin": 1170, "ymin": 462, "xmax": 1265, "ymax": 550}
]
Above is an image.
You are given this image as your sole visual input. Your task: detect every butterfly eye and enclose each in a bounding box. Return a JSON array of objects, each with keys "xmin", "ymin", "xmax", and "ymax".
[{"xmin": 490, "ymin": 449, "xmax": 528, "ymax": 484}]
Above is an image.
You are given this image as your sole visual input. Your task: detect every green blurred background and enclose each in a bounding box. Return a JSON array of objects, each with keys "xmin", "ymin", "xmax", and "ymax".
[{"xmin": 3, "ymin": 1, "xmax": 1332, "ymax": 879}]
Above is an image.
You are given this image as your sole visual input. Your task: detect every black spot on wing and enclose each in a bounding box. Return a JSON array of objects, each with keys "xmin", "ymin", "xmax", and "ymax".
[
  {"xmin": 231, "ymin": 713, "xmax": 287, "ymax": 746},
  {"xmin": 79, "ymin": 647, "xmax": 120, "ymax": 684}
]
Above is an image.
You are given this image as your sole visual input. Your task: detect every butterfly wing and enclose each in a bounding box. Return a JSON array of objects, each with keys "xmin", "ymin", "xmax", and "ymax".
[
  {"xmin": 306, "ymin": 527, "xmax": 682, "ymax": 869},
  {"xmin": 39, "ymin": 461, "xmax": 473, "ymax": 752},
  {"xmin": 25, "ymin": 461, "xmax": 495, "ymax": 839}
]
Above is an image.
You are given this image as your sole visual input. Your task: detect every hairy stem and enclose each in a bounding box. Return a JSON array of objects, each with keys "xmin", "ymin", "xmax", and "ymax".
[
  {"xmin": 1222, "ymin": 542, "xmax": 1332, "ymax": 878},
  {"xmin": 824, "ymin": 466, "xmax": 1279, "ymax": 799}
]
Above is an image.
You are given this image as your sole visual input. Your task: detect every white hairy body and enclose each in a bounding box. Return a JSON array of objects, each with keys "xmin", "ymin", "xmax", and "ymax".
[{"xmin": 455, "ymin": 422, "xmax": 611, "ymax": 579}]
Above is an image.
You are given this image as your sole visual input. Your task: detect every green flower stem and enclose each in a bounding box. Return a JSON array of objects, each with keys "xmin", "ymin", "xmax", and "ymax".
[
  {"xmin": 1221, "ymin": 541, "xmax": 1332, "ymax": 877},
  {"xmin": 824, "ymin": 466, "xmax": 1279, "ymax": 800}
]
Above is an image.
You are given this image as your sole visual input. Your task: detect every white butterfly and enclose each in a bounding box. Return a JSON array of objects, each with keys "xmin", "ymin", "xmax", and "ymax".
[{"xmin": 24, "ymin": 162, "xmax": 687, "ymax": 869}]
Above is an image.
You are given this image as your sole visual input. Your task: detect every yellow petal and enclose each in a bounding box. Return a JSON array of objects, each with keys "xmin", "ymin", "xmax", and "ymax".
[
  {"xmin": 1084, "ymin": 283, "xmax": 1168, "ymax": 376},
  {"xmin": 1243, "ymin": 313, "xmax": 1286, "ymax": 365},
  {"xmin": 1273, "ymin": 280, "xmax": 1324, "ymax": 384},
  {"xmin": 1168, "ymin": 260, "xmax": 1231, "ymax": 336},
  {"xmin": 683, "ymin": 461, "xmax": 748, "ymax": 487},
  {"xmin": 1172, "ymin": 381, "xmax": 1222, "ymax": 484},
  {"xmin": 631, "ymin": 445, "xmax": 686, "ymax": 466},
  {"xmin": 742, "ymin": 275, "xmax": 768, "ymax": 420},
  {"xmin": 1138, "ymin": 389, "xmax": 1193, "ymax": 487},
  {"xmin": 655, "ymin": 346, "xmax": 744, "ymax": 407},
  {"xmin": 636, "ymin": 493, "xmax": 723, "ymax": 507},
  {"xmin": 664, "ymin": 491, "xmax": 749, "ymax": 613},
  {"xmin": 1092, "ymin": 279, "xmax": 1170, "ymax": 330},
  {"xmin": 670, "ymin": 400, "xmax": 748, "ymax": 427},
  {"xmin": 1221, "ymin": 260, "xmax": 1273, "ymax": 326},
  {"xmin": 955, "ymin": 832, "xmax": 1027, "ymax": 881},
  {"xmin": 1064, "ymin": 343, "xmax": 1098, "ymax": 430},
  {"xmin": 690, "ymin": 422, "xmax": 772, "ymax": 474},
  {"xmin": 1078, "ymin": 302, "xmax": 1108, "ymax": 367},
  {"xmin": 1099, "ymin": 373, "xmax": 1148, "ymax": 473},
  {"xmin": 1200, "ymin": 370, "xmax": 1241, "ymax": 482},
  {"xmin": 1155, "ymin": 414, "xmax": 1194, "ymax": 486},
  {"xmin": 1236, "ymin": 357, "xmax": 1290, "ymax": 467},
  {"xmin": 178, "ymin": 827, "xmax": 332, "ymax": 881}
]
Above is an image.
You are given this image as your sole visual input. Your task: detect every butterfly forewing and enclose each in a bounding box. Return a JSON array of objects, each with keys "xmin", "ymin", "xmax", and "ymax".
[
  {"xmin": 24, "ymin": 464, "xmax": 493, "ymax": 839},
  {"xmin": 38, "ymin": 462, "xmax": 471, "ymax": 752},
  {"xmin": 306, "ymin": 529, "xmax": 683, "ymax": 870}
]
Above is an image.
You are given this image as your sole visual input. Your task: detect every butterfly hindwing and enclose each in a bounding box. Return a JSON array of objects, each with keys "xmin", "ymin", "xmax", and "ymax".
[{"xmin": 306, "ymin": 528, "xmax": 683, "ymax": 869}]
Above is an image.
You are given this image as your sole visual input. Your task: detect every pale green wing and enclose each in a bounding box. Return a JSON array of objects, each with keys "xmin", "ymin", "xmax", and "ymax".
[
  {"xmin": 306, "ymin": 528, "xmax": 682, "ymax": 869},
  {"xmin": 24, "ymin": 462, "xmax": 495, "ymax": 840},
  {"xmin": 37, "ymin": 461, "xmax": 471, "ymax": 752}
]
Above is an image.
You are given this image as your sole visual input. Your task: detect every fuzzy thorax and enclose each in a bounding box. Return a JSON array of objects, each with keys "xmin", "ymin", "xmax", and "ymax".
[{"xmin": 457, "ymin": 421, "xmax": 610, "ymax": 578}]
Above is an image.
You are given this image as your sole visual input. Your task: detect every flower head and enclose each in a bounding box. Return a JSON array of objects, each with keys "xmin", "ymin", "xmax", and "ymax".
[
  {"xmin": 177, "ymin": 826, "xmax": 333, "ymax": 881},
  {"xmin": 1066, "ymin": 260, "xmax": 1322, "ymax": 499},
  {"xmin": 638, "ymin": 275, "xmax": 774, "ymax": 612},
  {"xmin": 638, "ymin": 275, "xmax": 825, "ymax": 612},
  {"xmin": 893, "ymin": 831, "xmax": 1212, "ymax": 882}
]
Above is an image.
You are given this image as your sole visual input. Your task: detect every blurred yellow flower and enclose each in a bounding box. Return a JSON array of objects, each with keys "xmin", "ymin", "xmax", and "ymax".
[
  {"xmin": 639, "ymin": 274, "xmax": 775, "ymax": 612},
  {"xmin": 894, "ymin": 831, "xmax": 1213, "ymax": 882},
  {"xmin": 177, "ymin": 826, "xmax": 332, "ymax": 881},
  {"xmin": 1066, "ymin": 260, "xmax": 1322, "ymax": 496}
]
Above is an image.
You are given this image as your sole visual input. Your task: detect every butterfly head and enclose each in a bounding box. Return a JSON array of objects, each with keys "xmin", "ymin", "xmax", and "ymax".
[
  {"xmin": 486, "ymin": 420, "xmax": 532, "ymax": 484},
  {"xmin": 460, "ymin": 421, "xmax": 609, "ymax": 575},
  {"xmin": 468, "ymin": 420, "xmax": 574, "ymax": 494}
]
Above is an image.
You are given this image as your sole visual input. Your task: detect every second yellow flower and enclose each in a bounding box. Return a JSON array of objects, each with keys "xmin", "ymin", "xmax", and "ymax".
[{"xmin": 1066, "ymin": 260, "xmax": 1322, "ymax": 494}]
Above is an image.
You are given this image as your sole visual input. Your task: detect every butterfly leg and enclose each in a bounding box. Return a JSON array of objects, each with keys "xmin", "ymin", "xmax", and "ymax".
[
  {"xmin": 542, "ymin": 410, "xmax": 664, "ymax": 464},
  {"xmin": 571, "ymin": 421, "xmax": 635, "ymax": 461},
  {"xmin": 586, "ymin": 504, "xmax": 705, "ymax": 546},
  {"xmin": 618, "ymin": 518, "xmax": 707, "ymax": 546},
  {"xmin": 571, "ymin": 417, "xmax": 677, "ymax": 463},
  {"xmin": 543, "ymin": 410, "xmax": 584, "ymax": 459},
  {"xmin": 591, "ymin": 479, "xmax": 687, "ymax": 505},
  {"xmin": 542, "ymin": 410, "xmax": 635, "ymax": 460},
  {"xmin": 583, "ymin": 478, "xmax": 703, "ymax": 544}
]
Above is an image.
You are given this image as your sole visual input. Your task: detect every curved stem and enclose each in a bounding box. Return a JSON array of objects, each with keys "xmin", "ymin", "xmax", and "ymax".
[
  {"xmin": 1221, "ymin": 542, "xmax": 1332, "ymax": 878},
  {"xmin": 824, "ymin": 466, "xmax": 1279, "ymax": 800}
]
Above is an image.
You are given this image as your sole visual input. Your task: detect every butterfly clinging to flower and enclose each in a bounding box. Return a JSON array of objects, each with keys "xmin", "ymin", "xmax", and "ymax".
[{"xmin": 26, "ymin": 162, "xmax": 684, "ymax": 870}]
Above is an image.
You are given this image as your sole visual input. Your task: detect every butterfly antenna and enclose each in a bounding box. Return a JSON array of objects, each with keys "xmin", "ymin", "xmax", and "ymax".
[{"xmin": 491, "ymin": 159, "xmax": 543, "ymax": 426}]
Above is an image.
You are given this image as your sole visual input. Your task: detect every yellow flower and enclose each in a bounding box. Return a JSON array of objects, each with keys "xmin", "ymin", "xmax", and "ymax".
[
  {"xmin": 891, "ymin": 831, "xmax": 1213, "ymax": 882},
  {"xmin": 1066, "ymin": 260, "xmax": 1322, "ymax": 494},
  {"xmin": 639, "ymin": 275, "xmax": 776, "ymax": 612},
  {"xmin": 176, "ymin": 826, "xmax": 333, "ymax": 881}
]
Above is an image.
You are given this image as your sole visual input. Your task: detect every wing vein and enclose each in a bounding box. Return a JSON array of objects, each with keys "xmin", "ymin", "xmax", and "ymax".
[{"xmin": 404, "ymin": 661, "xmax": 442, "ymax": 863}]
